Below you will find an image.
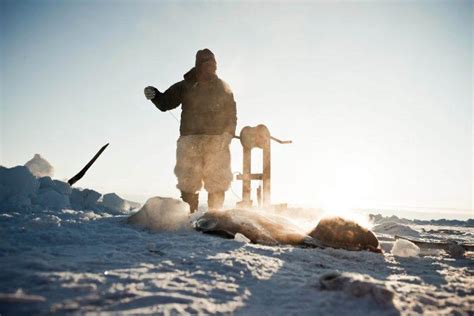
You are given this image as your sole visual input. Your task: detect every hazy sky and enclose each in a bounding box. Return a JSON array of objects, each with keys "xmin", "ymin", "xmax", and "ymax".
[{"xmin": 1, "ymin": 0, "xmax": 472, "ymax": 219}]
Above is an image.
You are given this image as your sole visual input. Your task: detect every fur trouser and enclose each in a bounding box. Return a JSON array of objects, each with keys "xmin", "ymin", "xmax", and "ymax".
[{"xmin": 174, "ymin": 134, "xmax": 233, "ymax": 194}]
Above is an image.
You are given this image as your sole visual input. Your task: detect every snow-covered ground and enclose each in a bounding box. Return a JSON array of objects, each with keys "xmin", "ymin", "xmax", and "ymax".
[
  {"xmin": 0, "ymin": 160, "xmax": 472, "ymax": 315},
  {"xmin": 0, "ymin": 206, "xmax": 472, "ymax": 315}
]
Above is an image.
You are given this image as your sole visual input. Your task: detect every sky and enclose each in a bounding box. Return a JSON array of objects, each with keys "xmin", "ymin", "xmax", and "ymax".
[{"xmin": 1, "ymin": 0, "xmax": 472, "ymax": 220}]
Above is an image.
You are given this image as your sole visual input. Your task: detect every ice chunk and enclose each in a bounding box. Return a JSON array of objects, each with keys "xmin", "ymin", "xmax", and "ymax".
[
  {"xmin": 33, "ymin": 189, "xmax": 71, "ymax": 210},
  {"xmin": 372, "ymin": 222, "xmax": 420, "ymax": 237},
  {"xmin": 0, "ymin": 166, "xmax": 39, "ymax": 211},
  {"xmin": 127, "ymin": 197, "xmax": 191, "ymax": 231},
  {"xmin": 81, "ymin": 211, "xmax": 103, "ymax": 221},
  {"xmin": 38, "ymin": 177, "xmax": 71, "ymax": 196},
  {"xmin": 24, "ymin": 154, "xmax": 54, "ymax": 177},
  {"xmin": 29, "ymin": 214, "xmax": 62, "ymax": 228},
  {"xmin": 52, "ymin": 180, "xmax": 72, "ymax": 195},
  {"xmin": 70, "ymin": 188, "xmax": 84, "ymax": 209},
  {"xmin": 101, "ymin": 193, "xmax": 130, "ymax": 214},
  {"xmin": 83, "ymin": 189, "xmax": 101, "ymax": 209},
  {"xmin": 70, "ymin": 188, "xmax": 101, "ymax": 210},
  {"xmin": 39, "ymin": 176, "xmax": 56, "ymax": 190},
  {"xmin": 391, "ymin": 239, "xmax": 420, "ymax": 257},
  {"xmin": 3, "ymin": 194, "xmax": 32, "ymax": 210},
  {"xmin": 234, "ymin": 233, "xmax": 251, "ymax": 243},
  {"xmin": 0, "ymin": 166, "xmax": 39, "ymax": 198}
]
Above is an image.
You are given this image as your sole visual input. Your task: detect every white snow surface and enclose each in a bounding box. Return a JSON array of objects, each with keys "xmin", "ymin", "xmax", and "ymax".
[{"xmin": 1, "ymin": 205, "xmax": 473, "ymax": 315}]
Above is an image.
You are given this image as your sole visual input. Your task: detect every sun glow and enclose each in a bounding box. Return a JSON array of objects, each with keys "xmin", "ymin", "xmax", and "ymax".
[{"xmin": 317, "ymin": 173, "xmax": 374, "ymax": 230}]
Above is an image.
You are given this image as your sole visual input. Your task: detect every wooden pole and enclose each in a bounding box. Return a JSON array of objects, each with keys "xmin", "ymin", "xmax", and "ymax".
[
  {"xmin": 242, "ymin": 147, "xmax": 252, "ymax": 207},
  {"xmin": 262, "ymin": 140, "xmax": 271, "ymax": 208}
]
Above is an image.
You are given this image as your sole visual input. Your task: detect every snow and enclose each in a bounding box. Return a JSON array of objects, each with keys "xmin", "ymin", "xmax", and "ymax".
[
  {"xmin": 33, "ymin": 188, "xmax": 71, "ymax": 210},
  {"xmin": 0, "ymin": 164, "xmax": 473, "ymax": 314},
  {"xmin": 372, "ymin": 222, "xmax": 421, "ymax": 237},
  {"xmin": 101, "ymin": 193, "xmax": 133, "ymax": 214},
  {"xmin": 24, "ymin": 154, "xmax": 54, "ymax": 178},
  {"xmin": 0, "ymin": 166, "xmax": 39, "ymax": 210},
  {"xmin": 319, "ymin": 271, "xmax": 394, "ymax": 306},
  {"xmin": 0, "ymin": 165, "xmax": 137, "ymax": 215},
  {"xmin": 0, "ymin": 203, "xmax": 472, "ymax": 315},
  {"xmin": 127, "ymin": 197, "xmax": 191, "ymax": 231},
  {"xmin": 391, "ymin": 239, "xmax": 420, "ymax": 257}
]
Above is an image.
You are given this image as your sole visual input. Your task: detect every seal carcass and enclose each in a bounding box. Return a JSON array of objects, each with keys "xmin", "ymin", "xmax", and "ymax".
[
  {"xmin": 194, "ymin": 209, "xmax": 381, "ymax": 252},
  {"xmin": 309, "ymin": 217, "xmax": 380, "ymax": 252},
  {"xmin": 194, "ymin": 208, "xmax": 311, "ymax": 246}
]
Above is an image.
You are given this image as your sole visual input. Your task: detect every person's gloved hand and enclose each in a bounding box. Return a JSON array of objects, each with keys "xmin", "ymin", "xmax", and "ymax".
[{"xmin": 144, "ymin": 86, "xmax": 158, "ymax": 100}]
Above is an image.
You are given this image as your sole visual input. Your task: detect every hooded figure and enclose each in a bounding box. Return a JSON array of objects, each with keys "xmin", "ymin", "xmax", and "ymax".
[{"xmin": 144, "ymin": 49, "xmax": 237, "ymax": 212}]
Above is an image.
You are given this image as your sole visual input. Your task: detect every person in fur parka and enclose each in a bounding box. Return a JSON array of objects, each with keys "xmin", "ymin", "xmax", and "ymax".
[{"xmin": 144, "ymin": 49, "xmax": 237, "ymax": 212}]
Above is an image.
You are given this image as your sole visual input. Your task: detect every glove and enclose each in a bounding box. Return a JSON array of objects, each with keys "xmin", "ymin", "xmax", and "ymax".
[{"xmin": 144, "ymin": 86, "xmax": 158, "ymax": 100}]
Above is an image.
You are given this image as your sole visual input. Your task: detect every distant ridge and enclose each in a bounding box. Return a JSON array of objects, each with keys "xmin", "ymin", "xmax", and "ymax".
[{"xmin": 369, "ymin": 213, "xmax": 474, "ymax": 227}]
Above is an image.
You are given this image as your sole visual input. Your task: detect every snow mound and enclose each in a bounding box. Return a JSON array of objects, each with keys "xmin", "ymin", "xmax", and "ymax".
[
  {"xmin": 24, "ymin": 154, "xmax": 54, "ymax": 177},
  {"xmin": 372, "ymin": 222, "xmax": 420, "ymax": 237},
  {"xmin": 127, "ymin": 197, "xmax": 191, "ymax": 231},
  {"xmin": 319, "ymin": 271, "xmax": 394, "ymax": 306},
  {"xmin": 391, "ymin": 239, "xmax": 420, "ymax": 257}
]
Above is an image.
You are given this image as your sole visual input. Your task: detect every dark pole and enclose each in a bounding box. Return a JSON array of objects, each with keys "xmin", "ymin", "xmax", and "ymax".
[{"xmin": 68, "ymin": 143, "xmax": 110, "ymax": 186}]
